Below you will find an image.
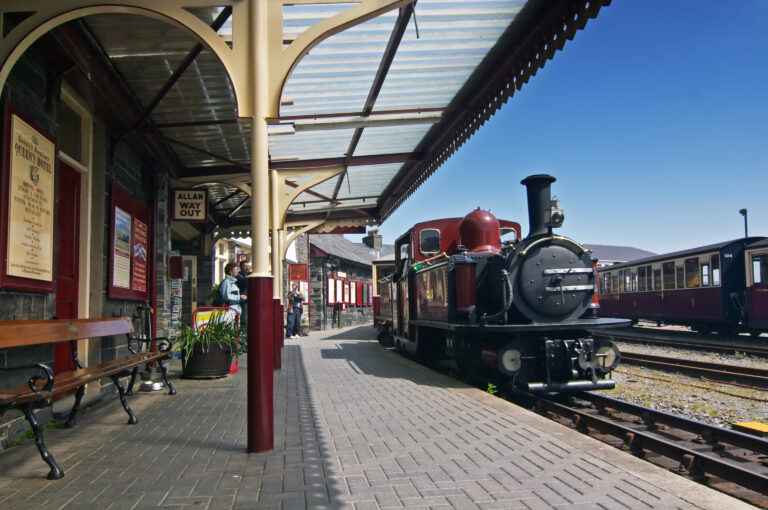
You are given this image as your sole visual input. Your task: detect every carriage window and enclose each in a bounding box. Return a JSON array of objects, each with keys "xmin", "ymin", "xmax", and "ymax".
[
  {"xmin": 753, "ymin": 253, "xmax": 768, "ymax": 284},
  {"xmin": 676, "ymin": 266, "xmax": 684, "ymax": 289},
  {"xmin": 685, "ymin": 257, "xmax": 700, "ymax": 288},
  {"xmin": 711, "ymin": 254, "xmax": 720, "ymax": 286},
  {"xmin": 662, "ymin": 262, "xmax": 675, "ymax": 289},
  {"xmin": 419, "ymin": 229, "xmax": 440, "ymax": 255},
  {"xmin": 653, "ymin": 268, "xmax": 661, "ymax": 290},
  {"xmin": 701, "ymin": 263, "xmax": 710, "ymax": 286},
  {"xmin": 638, "ymin": 266, "xmax": 646, "ymax": 291},
  {"xmin": 604, "ymin": 273, "xmax": 612, "ymax": 294},
  {"xmin": 500, "ymin": 227, "xmax": 517, "ymax": 244},
  {"xmin": 631, "ymin": 272, "xmax": 638, "ymax": 292},
  {"xmin": 645, "ymin": 265, "xmax": 652, "ymax": 290},
  {"xmin": 612, "ymin": 275, "xmax": 618, "ymax": 294}
]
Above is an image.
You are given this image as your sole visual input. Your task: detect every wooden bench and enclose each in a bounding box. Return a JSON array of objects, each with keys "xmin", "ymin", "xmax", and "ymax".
[{"xmin": 0, "ymin": 317, "xmax": 176, "ymax": 479}]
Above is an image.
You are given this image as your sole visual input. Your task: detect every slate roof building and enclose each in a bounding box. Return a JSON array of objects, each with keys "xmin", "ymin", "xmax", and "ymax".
[{"xmin": 584, "ymin": 245, "xmax": 657, "ymax": 268}]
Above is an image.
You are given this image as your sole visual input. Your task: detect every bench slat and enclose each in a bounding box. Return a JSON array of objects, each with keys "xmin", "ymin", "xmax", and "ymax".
[
  {"xmin": 0, "ymin": 351, "xmax": 169, "ymax": 406},
  {"xmin": 0, "ymin": 318, "xmax": 134, "ymax": 348}
]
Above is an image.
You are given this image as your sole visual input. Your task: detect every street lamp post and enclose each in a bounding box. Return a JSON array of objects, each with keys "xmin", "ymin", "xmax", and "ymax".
[{"xmin": 739, "ymin": 208, "xmax": 748, "ymax": 238}]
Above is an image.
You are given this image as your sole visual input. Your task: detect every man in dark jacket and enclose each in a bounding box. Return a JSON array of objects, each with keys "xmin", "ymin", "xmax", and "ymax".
[{"xmin": 235, "ymin": 260, "xmax": 250, "ymax": 350}]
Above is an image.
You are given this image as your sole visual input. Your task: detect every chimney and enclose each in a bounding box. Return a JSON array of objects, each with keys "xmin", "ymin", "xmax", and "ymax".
[
  {"xmin": 520, "ymin": 174, "xmax": 556, "ymax": 238},
  {"xmin": 363, "ymin": 229, "xmax": 382, "ymax": 250}
]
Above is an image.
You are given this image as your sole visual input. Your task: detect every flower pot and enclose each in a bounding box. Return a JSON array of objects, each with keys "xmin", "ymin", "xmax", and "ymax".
[
  {"xmin": 300, "ymin": 324, "xmax": 309, "ymax": 336},
  {"xmin": 181, "ymin": 341, "xmax": 235, "ymax": 379}
]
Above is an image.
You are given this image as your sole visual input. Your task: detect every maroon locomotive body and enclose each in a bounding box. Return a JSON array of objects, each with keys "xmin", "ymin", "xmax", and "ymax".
[
  {"xmin": 598, "ymin": 237, "xmax": 768, "ymax": 336},
  {"xmin": 376, "ymin": 175, "xmax": 628, "ymax": 393}
]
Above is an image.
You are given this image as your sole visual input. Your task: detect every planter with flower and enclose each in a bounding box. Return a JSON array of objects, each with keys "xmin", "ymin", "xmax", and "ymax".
[{"xmin": 174, "ymin": 310, "xmax": 240, "ymax": 378}]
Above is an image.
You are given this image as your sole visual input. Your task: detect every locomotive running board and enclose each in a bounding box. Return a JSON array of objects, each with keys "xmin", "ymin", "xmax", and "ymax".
[{"xmin": 409, "ymin": 318, "xmax": 631, "ymax": 332}]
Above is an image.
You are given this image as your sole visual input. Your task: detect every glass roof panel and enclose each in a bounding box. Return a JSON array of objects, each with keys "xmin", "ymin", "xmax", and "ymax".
[
  {"xmin": 354, "ymin": 124, "xmax": 434, "ymax": 157},
  {"xmin": 373, "ymin": 0, "xmax": 524, "ymax": 111}
]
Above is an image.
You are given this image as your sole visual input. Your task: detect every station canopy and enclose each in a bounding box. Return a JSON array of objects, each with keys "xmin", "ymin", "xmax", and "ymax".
[{"xmin": 33, "ymin": 0, "xmax": 607, "ymax": 238}]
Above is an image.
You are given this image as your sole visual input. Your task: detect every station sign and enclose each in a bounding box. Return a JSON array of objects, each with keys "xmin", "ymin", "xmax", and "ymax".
[{"xmin": 171, "ymin": 188, "xmax": 207, "ymax": 222}]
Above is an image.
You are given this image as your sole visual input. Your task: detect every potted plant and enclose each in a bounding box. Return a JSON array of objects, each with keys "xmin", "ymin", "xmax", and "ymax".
[
  {"xmin": 174, "ymin": 311, "xmax": 240, "ymax": 378},
  {"xmin": 300, "ymin": 317, "xmax": 309, "ymax": 336}
]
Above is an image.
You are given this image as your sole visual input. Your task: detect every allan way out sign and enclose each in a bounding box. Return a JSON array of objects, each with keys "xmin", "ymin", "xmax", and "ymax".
[{"xmin": 172, "ymin": 188, "xmax": 208, "ymax": 222}]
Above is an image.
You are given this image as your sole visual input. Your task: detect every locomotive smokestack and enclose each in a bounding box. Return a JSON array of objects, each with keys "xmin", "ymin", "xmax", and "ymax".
[{"xmin": 521, "ymin": 174, "xmax": 557, "ymax": 238}]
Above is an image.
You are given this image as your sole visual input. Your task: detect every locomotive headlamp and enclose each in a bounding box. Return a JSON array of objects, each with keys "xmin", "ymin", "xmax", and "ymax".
[
  {"xmin": 497, "ymin": 346, "xmax": 522, "ymax": 376},
  {"xmin": 595, "ymin": 343, "xmax": 621, "ymax": 373},
  {"xmin": 545, "ymin": 199, "xmax": 564, "ymax": 228}
]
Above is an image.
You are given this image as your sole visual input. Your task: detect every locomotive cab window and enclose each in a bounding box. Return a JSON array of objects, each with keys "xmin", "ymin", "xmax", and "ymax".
[
  {"xmin": 419, "ymin": 229, "xmax": 440, "ymax": 255},
  {"xmin": 500, "ymin": 227, "xmax": 517, "ymax": 244}
]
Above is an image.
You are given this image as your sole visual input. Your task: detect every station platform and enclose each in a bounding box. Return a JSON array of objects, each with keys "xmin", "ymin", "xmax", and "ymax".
[{"xmin": 0, "ymin": 326, "xmax": 756, "ymax": 509}]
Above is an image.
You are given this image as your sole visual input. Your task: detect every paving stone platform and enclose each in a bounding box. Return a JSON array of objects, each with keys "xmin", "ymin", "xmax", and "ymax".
[{"xmin": 0, "ymin": 326, "xmax": 757, "ymax": 509}]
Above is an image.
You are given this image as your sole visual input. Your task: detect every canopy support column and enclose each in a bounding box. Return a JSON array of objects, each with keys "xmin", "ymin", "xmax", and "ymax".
[{"xmin": 247, "ymin": 0, "xmax": 273, "ymax": 454}]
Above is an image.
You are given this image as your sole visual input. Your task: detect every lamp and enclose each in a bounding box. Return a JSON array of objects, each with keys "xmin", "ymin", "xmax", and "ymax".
[{"xmin": 739, "ymin": 208, "xmax": 748, "ymax": 238}]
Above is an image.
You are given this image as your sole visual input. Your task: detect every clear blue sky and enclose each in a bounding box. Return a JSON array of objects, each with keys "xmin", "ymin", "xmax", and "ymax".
[{"xmin": 361, "ymin": 0, "xmax": 768, "ymax": 255}]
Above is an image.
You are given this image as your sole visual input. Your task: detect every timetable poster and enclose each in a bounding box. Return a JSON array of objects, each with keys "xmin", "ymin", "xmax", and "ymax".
[
  {"xmin": 112, "ymin": 206, "xmax": 132, "ymax": 289},
  {"xmin": 131, "ymin": 217, "xmax": 148, "ymax": 293}
]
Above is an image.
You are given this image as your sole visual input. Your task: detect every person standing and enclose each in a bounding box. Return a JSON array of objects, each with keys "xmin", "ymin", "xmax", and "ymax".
[
  {"xmin": 286, "ymin": 284, "xmax": 303, "ymax": 339},
  {"xmin": 291, "ymin": 284, "xmax": 304, "ymax": 338},
  {"xmin": 219, "ymin": 262, "xmax": 247, "ymax": 351},
  {"xmin": 235, "ymin": 260, "xmax": 250, "ymax": 344}
]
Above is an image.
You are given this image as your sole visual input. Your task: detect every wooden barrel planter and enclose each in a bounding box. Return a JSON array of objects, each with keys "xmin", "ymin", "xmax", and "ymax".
[{"xmin": 181, "ymin": 342, "xmax": 235, "ymax": 379}]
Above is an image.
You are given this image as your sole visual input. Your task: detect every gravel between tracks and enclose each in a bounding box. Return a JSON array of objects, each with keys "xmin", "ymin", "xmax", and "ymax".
[{"xmin": 605, "ymin": 341, "xmax": 768, "ymax": 429}]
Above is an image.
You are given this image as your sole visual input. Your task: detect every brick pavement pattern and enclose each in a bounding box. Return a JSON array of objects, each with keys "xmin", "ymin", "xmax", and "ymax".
[{"xmin": 0, "ymin": 326, "xmax": 755, "ymax": 509}]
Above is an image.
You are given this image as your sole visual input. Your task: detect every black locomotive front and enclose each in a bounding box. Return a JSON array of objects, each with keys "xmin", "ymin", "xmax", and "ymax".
[
  {"xmin": 379, "ymin": 174, "xmax": 629, "ymax": 393},
  {"xmin": 457, "ymin": 175, "xmax": 627, "ymax": 392}
]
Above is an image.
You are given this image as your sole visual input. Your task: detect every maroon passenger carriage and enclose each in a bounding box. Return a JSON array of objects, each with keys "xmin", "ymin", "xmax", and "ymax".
[
  {"xmin": 375, "ymin": 175, "xmax": 629, "ymax": 393},
  {"xmin": 598, "ymin": 236, "xmax": 768, "ymax": 336}
]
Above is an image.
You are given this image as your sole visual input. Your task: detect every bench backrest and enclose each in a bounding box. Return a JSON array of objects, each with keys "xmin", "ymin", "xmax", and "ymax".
[{"xmin": 0, "ymin": 317, "xmax": 134, "ymax": 349}]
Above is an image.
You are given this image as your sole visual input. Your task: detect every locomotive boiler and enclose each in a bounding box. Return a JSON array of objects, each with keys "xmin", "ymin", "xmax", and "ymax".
[{"xmin": 376, "ymin": 174, "xmax": 630, "ymax": 393}]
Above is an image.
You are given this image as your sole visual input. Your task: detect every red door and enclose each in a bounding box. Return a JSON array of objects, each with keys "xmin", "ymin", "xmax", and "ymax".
[{"xmin": 54, "ymin": 161, "xmax": 81, "ymax": 374}]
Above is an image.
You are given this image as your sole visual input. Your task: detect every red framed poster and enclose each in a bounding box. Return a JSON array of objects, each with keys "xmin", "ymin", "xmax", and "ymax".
[
  {"xmin": 290, "ymin": 263, "xmax": 308, "ymax": 281},
  {"xmin": 343, "ymin": 280, "xmax": 350, "ymax": 304},
  {"xmin": 356, "ymin": 281, "xmax": 362, "ymax": 306},
  {"xmin": 0, "ymin": 102, "xmax": 56, "ymax": 292},
  {"xmin": 327, "ymin": 277, "xmax": 336, "ymax": 305},
  {"xmin": 335, "ymin": 279, "xmax": 343, "ymax": 304},
  {"xmin": 368, "ymin": 283, "xmax": 373, "ymax": 305},
  {"xmin": 109, "ymin": 182, "xmax": 151, "ymax": 300},
  {"xmin": 349, "ymin": 281, "xmax": 356, "ymax": 306}
]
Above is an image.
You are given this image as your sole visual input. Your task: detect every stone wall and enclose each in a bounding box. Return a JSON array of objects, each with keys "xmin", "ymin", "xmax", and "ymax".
[{"xmin": 0, "ymin": 45, "xmax": 173, "ymax": 446}]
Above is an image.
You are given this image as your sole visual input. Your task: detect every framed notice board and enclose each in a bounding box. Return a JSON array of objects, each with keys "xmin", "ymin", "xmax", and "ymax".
[
  {"xmin": 0, "ymin": 102, "xmax": 56, "ymax": 292},
  {"xmin": 109, "ymin": 182, "xmax": 151, "ymax": 300}
]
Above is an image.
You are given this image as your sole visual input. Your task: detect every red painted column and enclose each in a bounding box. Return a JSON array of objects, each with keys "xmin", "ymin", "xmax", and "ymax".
[
  {"xmin": 247, "ymin": 276, "xmax": 273, "ymax": 452},
  {"xmin": 273, "ymin": 298, "xmax": 282, "ymax": 370}
]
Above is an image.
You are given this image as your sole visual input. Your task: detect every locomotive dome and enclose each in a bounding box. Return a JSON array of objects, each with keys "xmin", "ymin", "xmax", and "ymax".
[{"xmin": 460, "ymin": 208, "xmax": 501, "ymax": 253}]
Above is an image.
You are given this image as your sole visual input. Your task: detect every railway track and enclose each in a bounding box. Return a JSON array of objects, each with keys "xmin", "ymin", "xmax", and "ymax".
[
  {"xmin": 511, "ymin": 390, "xmax": 768, "ymax": 507},
  {"xmin": 619, "ymin": 351, "xmax": 768, "ymax": 388},
  {"xmin": 594, "ymin": 327, "xmax": 768, "ymax": 359}
]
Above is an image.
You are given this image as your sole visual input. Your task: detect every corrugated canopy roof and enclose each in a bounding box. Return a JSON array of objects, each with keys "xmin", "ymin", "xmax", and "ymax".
[{"xmin": 42, "ymin": 0, "xmax": 609, "ymax": 238}]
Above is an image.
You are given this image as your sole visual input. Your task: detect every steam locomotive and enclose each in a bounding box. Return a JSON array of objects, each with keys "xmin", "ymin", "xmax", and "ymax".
[{"xmin": 375, "ymin": 175, "xmax": 630, "ymax": 393}]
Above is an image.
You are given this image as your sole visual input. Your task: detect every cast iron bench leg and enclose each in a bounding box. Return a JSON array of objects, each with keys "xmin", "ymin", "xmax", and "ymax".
[
  {"xmin": 157, "ymin": 358, "xmax": 176, "ymax": 395},
  {"xmin": 64, "ymin": 385, "xmax": 85, "ymax": 428},
  {"xmin": 125, "ymin": 366, "xmax": 140, "ymax": 396},
  {"xmin": 22, "ymin": 403, "xmax": 64, "ymax": 480},
  {"xmin": 109, "ymin": 374, "xmax": 138, "ymax": 425}
]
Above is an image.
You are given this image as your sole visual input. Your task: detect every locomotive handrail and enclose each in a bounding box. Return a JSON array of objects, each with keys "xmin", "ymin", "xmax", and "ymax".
[
  {"xmin": 413, "ymin": 252, "xmax": 449, "ymax": 268},
  {"xmin": 519, "ymin": 235, "xmax": 588, "ymax": 257}
]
